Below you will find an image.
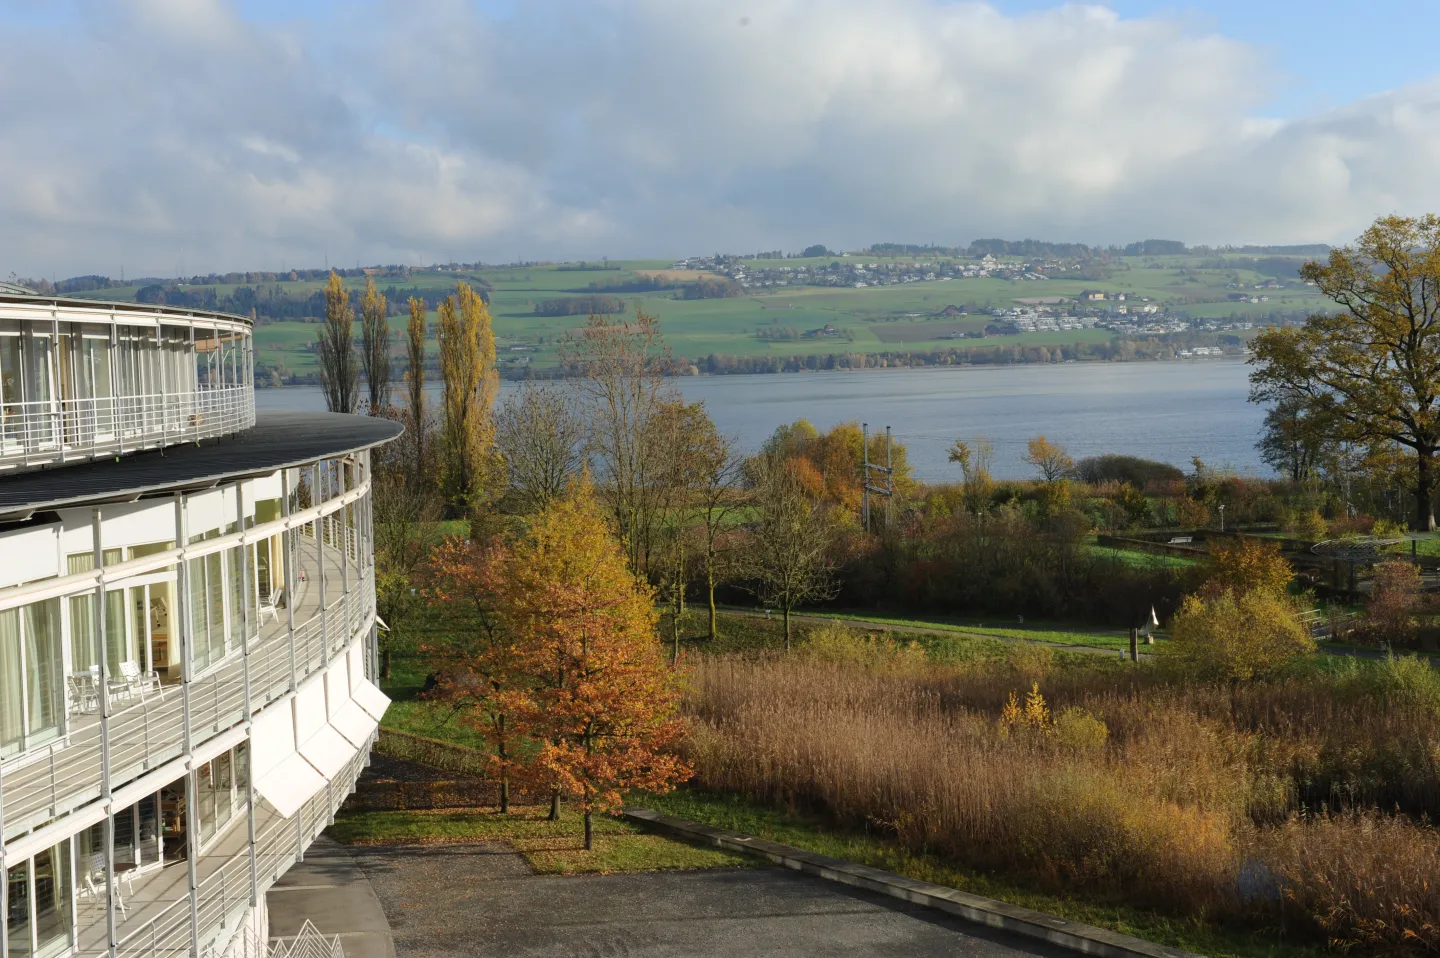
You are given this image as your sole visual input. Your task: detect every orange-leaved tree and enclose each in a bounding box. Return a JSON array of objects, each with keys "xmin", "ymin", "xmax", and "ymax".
[
  {"xmin": 427, "ymin": 536, "xmax": 529, "ymax": 814},
  {"xmin": 488, "ymin": 480, "xmax": 691, "ymax": 848}
]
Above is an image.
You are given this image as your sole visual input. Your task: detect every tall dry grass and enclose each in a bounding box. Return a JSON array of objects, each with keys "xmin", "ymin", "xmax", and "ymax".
[{"xmin": 680, "ymin": 642, "xmax": 1440, "ymax": 949}]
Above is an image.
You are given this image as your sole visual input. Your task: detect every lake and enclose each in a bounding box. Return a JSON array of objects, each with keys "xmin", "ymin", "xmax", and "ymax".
[{"xmin": 257, "ymin": 360, "xmax": 1266, "ymax": 481}]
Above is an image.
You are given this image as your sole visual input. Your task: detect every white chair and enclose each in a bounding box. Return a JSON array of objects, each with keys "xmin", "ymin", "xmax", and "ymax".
[
  {"xmin": 79, "ymin": 853, "xmax": 129, "ymax": 919},
  {"xmin": 68, "ymin": 674, "xmax": 100, "ymax": 714},
  {"xmin": 120, "ymin": 661, "xmax": 162, "ymax": 701},
  {"xmin": 257, "ymin": 586, "xmax": 284, "ymax": 625}
]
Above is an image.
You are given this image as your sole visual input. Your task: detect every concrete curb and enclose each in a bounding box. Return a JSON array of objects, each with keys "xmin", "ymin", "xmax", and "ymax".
[{"xmin": 622, "ymin": 807, "xmax": 1202, "ymax": 958}]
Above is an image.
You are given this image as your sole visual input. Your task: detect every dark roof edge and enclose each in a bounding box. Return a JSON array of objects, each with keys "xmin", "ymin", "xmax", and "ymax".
[
  {"xmin": 0, "ymin": 292, "xmax": 253, "ymax": 327},
  {"xmin": 0, "ymin": 413, "xmax": 401, "ymax": 518}
]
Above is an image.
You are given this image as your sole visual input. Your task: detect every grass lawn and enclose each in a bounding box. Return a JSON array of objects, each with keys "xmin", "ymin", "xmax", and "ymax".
[
  {"xmin": 772, "ymin": 607, "xmax": 1156, "ymax": 654},
  {"xmin": 330, "ymin": 804, "xmax": 751, "ymax": 876},
  {"xmin": 1089, "ymin": 544, "xmax": 1199, "ymax": 571},
  {"xmin": 637, "ymin": 789, "xmax": 1323, "ymax": 958}
]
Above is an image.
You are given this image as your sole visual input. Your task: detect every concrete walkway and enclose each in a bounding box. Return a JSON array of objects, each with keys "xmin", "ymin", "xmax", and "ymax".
[
  {"xmin": 347, "ymin": 841, "xmax": 1073, "ymax": 958},
  {"xmin": 267, "ymin": 836, "xmax": 396, "ymax": 958}
]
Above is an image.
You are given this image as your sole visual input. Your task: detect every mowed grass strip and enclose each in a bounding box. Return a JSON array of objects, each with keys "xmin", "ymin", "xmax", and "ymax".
[{"xmin": 330, "ymin": 804, "xmax": 752, "ymax": 876}]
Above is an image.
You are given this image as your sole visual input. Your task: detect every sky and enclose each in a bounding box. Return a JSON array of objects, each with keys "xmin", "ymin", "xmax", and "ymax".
[{"xmin": 2, "ymin": 0, "xmax": 1440, "ymax": 278}]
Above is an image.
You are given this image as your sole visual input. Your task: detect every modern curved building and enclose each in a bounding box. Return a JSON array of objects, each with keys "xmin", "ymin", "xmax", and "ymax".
[{"xmin": 0, "ymin": 288, "xmax": 400, "ymax": 957}]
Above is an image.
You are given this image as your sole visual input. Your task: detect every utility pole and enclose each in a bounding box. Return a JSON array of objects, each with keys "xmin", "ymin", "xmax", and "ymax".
[{"xmin": 861, "ymin": 423, "xmax": 895, "ymax": 533}]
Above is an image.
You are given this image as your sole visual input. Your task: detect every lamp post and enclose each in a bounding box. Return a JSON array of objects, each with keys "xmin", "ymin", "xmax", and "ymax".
[{"xmin": 1218, "ymin": 504, "xmax": 1225, "ymax": 532}]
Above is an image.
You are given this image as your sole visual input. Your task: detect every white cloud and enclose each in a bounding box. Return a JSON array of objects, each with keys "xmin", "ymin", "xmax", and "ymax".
[{"xmin": 1, "ymin": 0, "xmax": 1439, "ymax": 276}]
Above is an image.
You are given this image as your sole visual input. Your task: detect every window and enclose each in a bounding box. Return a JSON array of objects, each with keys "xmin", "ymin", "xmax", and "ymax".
[
  {"xmin": 0, "ymin": 600, "xmax": 63, "ymax": 759},
  {"xmin": 5, "ymin": 838, "xmax": 73, "ymax": 958},
  {"xmin": 197, "ymin": 744, "xmax": 246, "ymax": 847}
]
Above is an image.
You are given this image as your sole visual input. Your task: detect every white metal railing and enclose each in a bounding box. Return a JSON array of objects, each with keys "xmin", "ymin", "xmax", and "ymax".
[
  {"xmin": 86, "ymin": 742, "xmax": 372, "ymax": 958},
  {"xmin": 0, "ymin": 385, "xmax": 255, "ymax": 470},
  {"xmin": 1, "ymin": 555, "xmax": 373, "ymax": 842}
]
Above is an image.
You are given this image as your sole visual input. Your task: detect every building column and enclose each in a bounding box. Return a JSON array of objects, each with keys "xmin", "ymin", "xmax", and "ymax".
[
  {"xmin": 236, "ymin": 482, "xmax": 260, "ymax": 909},
  {"xmin": 281, "ymin": 470, "xmax": 298, "ymax": 694},
  {"xmin": 174, "ymin": 492, "xmax": 202, "ymax": 957},
  {"xmin": 92, "ymin": 507, "xmax": 119, "ymax": 958}
]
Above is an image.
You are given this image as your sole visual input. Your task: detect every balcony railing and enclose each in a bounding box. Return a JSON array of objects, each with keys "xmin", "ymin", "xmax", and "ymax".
[
  {"xmin": 0, "ymin": 385, "xmax": 255, "ymax": 471},
  {"xmin": 1, "ymin": 538, "xmax": 373, "ymax": 842},
  {"xmin": 69, "ymin": 739, "xmax": 372, "ymax": 958}
]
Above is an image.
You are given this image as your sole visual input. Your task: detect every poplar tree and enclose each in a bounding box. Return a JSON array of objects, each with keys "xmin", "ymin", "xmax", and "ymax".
[
  {"xmin": 359, "ymin": 277, "xmax": 391, "ymax": 414},
  {"xmin": 405, "ymin": 295, "xmax": 428, "ymax": 473},
  {"xmin": 437, "ymin": 282, "xmax": 498, "ymax": 521},
  {"xmin": 317, "ymin": 271, "xmax": 358, "ymax": 413}
]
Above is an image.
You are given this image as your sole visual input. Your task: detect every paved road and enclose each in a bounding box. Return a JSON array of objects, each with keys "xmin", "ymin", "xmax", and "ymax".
[
  {"xmin": 348, "ymin": 841, "xmax": 1074, "ymax": 958},
  {"xmin": 268, "ymin": 836, "xmax": 396, "ymax": 958}
]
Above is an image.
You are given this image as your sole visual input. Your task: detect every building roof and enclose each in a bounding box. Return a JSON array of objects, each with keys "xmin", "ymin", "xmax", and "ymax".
[
  {"xmin": 0, "ymin": 411, "xmax": 402, "ymax": 518},
  {"xmin": 0, "ymin": 291, "xmax": 253, "ymax": 327}
]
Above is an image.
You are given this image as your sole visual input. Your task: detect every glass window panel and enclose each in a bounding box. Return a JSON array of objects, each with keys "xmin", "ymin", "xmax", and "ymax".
[
  {"xmin": 105, "ymin": 589, "xmax": 128, "ymax": 675},
  {"xmin": 24, "ymin": 600, "xmax": 62, "ymax": 748},
  {"xmin": 0, "ymin": 609, "xmax": 22, "ymax": 758},
  {"xmin": 32, "ymin": 840, "xmax": 71, "ymax": 958},
  {"xmin": 138, "ymin": 796, "xmax": 161, "ymax": 866},
  {"xmin": 0, "ymin": 332, "xmax": 21, "ymax": 447},
  {"xmin": 206, "ymin": 552, "xmax": 225, "ymax": 663},
  {"xmin": 69, "ymin": 594, "xmax": 97, "ymax": 673},
  {"xmin": 188, "ymin": 557, "xmax": 209, "ymax": 672},
  {"xmin": 7, "ymin": 861, "xmax": 31, "ymax": 958}
]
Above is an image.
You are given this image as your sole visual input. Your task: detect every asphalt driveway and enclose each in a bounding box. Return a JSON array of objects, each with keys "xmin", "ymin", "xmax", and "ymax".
[{"xmin": 346, "ymin": 841, "xmax": 1075, "ymax": 958}]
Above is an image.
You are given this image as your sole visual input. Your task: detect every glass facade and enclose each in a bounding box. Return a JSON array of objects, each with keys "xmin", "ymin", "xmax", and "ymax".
[{"xmin": 0, "ymin": 301, "xmax": 253, "ymax": 471}]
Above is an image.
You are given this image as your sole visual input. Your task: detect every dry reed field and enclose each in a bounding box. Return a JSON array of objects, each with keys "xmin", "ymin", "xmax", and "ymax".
[{"xmin": 680, "ymin": 635, "xmax": 1440, "ymax": 953}]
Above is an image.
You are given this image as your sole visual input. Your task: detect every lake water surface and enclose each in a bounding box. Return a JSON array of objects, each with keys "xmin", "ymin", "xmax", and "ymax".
[{"xmin": 257, "ymin": 360, "xmax": 1265, "ymax": 481}]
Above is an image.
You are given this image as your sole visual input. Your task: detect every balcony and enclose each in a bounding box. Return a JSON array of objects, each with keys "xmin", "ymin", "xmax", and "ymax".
[
  {"xmin": 2, "ymin": 536, "xmax": 373, "ymax": 843},
  {"xmin": 70, "ymin": 744, "xmax": 370, "ymax": 958},
  {"xmin": 0, "ymin": 386, "xmax": 255, "ymax": 473}
]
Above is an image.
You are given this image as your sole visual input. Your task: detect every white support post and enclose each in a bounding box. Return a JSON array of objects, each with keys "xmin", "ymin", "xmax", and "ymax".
[
  {"xmin": 281, "ymin": 470, "xmax": 298, "ymax": 693},
  {"xmin": 236, "ymin": 482, "xmax": 260, "ymax": 908},
  {"xmin": 174, "ymin": 492, "xmax": 202, "ymax": 957},
  {"xmin": 93, "ymin": 507, "xmax": 119, "ymax": 958},
  {"xmin": 0, "ymin": 757, "xmax": 8, "ymax": 958},
  {"xmin": 317, "ymin": 463, "xmax": 329, "ymax": 669}
]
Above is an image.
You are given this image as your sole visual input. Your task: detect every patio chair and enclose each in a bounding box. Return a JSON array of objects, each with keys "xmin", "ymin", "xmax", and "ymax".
[
  {"xmin": 119, "ymin": 660, "xmax": 163, "ymax": 701},
  {"xmin": 68, "ymin": 673, "xmax": 100, "ymax": 714},
  {"xmin": 79, "ymin": 853, "xmax": 130, "ymax": 920},
  {"xmin": 258, "ymin": 586, "xmax": 284, "ymax": 625}
]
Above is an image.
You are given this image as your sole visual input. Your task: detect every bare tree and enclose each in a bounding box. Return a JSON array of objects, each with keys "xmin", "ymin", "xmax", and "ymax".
[
  {"xmin": 743, "ymin": 453, "xmax": 839, "ymax": 649},
  {"xmin": 360, "ymin": 277, "xmax": 391, "ymax": 414},
  {"xmin": 317, "ymin": 271, "xmax": 358, "ymax": 413},
  {"xmin": 495, "ymin": 380, "xmax": 586, "ymax": 513},
  {"xmin": 693, "ymin": 423, "xmax": 746, "ymax": 640},
  {"xmin": 370, "ymin": 425, "xmax": 445, "ymax": 678},
  {"xmin": 561, "ymin": 308, "xmax": 677, "ymax": 578}
]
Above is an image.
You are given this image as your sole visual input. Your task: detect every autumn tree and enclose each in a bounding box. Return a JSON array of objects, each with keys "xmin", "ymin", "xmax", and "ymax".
[
  {"xmin": 1251, "ymin": 215, "xmax": 1440, "ymax": 530},
  {"xmin": 437, "ymin": 282, "xmax": 499, "ymax": 522},
  {"xmin": 948, "ymin": 436, "xmax": 995, "ymax": 513},
  {"xmin": 1171, "ymin": 589, "xmax": 1313, "ymax": 681},
  {"xmin": 1368, "ymin": 560, "xmax": 1426, "ymax": 644},
  {"xmin": 1201, "ymin": 537, "xmax": 1294, "ymax": 599},
  {"xmin": 743, "ymin": 452, "xmax": 840, "ymax": 649},
  {"xmin": 561, "ymin": 308, "xmax": 677, "ymax": 578},
  {"xmin": 317, "ymin": 271, "xmax": 358, "ymax": 413},
  {"xmin": 427, "ymin": 536, "xmax": 527, "ymax": 813},
  {"xmin": 360, "ymin": 277, "xmax": 391, "ymax": 414},
  {"xmin": 1024, "ymin": 434, "xmax": 1074, "ymax": 483},
  {"xmin": 495, "ymin": 380, "xmax": 585, "ymax": 513},
  {"xmin": 488, "ymin": 482, "xmax": 691, "ymax": 848}
]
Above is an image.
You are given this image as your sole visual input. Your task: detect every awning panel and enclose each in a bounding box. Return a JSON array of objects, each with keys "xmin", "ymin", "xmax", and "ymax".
[
  {"xmin": 254, "ymin": 753, "xmax": 327, "ymax": 819},
  {"xmin": 351, "ymin": 678, "xmax": 390, "ymax": 722},
  {"xmin": 299, "ymin": 724, "xmax": 358, "ymax": 780},
  {"xmin": 330, "ymin": 699, "xmax": 379, "ymax": 748}
]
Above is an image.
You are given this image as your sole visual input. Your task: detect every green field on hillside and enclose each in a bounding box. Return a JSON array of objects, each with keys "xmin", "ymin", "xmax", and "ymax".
[{"xmin": 60, "ymin": 255, "xmax": 1331, "ymax": 376}]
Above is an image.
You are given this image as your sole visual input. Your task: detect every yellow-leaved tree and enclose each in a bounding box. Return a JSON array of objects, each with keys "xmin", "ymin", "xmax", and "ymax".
[
  {"xmin": 487, "ymin": 479, "xmax": 691, "ymax": 849},
  {"xmin": 437, "ymin": 282, "xmax": 498, "ymax": 522}
]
